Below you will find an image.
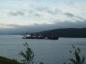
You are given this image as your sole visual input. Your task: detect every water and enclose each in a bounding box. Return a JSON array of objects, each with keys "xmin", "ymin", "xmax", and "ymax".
[{"xmin": 0, "ymin": 35, "xmax": 86, "ymax": 64}]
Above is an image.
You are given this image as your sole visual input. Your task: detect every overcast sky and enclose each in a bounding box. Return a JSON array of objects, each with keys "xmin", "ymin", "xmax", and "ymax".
[{"xmin": 0, "ymin": 0, "xmax": 86, "ymax": 33}]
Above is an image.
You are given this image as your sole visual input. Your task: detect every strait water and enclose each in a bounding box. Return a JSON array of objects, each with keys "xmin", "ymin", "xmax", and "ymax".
[{"xmin": 0, "ymin": 35, "xmax": 86, "ymax": 64}]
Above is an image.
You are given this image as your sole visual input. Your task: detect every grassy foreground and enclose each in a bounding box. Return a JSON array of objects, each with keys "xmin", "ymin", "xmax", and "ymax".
[{"xmin": 0, "ymin": 56, "xmax": 20, "ymax": 64}]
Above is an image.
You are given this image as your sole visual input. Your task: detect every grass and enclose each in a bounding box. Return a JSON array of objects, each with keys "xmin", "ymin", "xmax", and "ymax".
[{"xmin": 0, "ymin": 56, "xmax": 20, "ymax": 64}]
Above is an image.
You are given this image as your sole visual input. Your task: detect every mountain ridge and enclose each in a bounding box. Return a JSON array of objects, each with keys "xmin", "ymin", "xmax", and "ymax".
[{"xmin": 32, "ymin": 28, "xmax": 86, "ymax": 38}]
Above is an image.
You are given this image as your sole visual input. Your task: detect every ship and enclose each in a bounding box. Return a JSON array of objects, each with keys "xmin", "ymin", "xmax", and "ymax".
[
  {"xmin": 22, "ymin": 34, "xmax": 45, "ymax": 39},
  {"xmin": 22, "ymin": 33, "xmax": 59, "ymax": 40}
]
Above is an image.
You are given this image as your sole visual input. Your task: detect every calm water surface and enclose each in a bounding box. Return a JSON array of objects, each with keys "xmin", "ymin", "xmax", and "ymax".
[{"xmin": 0, "ymin": 35, "xmax": 86, "ymax": 64}]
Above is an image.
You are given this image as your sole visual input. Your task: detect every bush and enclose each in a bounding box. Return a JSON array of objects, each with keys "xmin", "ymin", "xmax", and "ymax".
[
  {"xmin": 20, "ymin": 42, "xmax": 34, "ymax": 64},
  {"xmin": 64, "ymin": 45, "xmax": 85, "ymax": 64}
]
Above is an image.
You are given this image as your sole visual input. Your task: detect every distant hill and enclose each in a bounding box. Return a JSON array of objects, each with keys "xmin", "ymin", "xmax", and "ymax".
[{"xmin": 32, "ymin": 28, "xmax": 86, "ymax": 38}]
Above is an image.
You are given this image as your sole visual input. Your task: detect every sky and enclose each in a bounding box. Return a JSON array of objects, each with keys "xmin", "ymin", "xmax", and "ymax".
[{"xmin": 0, "ymin": 0, "xmax": 86, "ymax": 34}]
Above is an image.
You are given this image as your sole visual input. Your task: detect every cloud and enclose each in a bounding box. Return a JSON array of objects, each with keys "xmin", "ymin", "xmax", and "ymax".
[
  {"xmin": 8, "ymin": 7, "xmax": 86, "ymax": 23},
  {"xmin": 9, "ymin": 11, "xmax": 24, "ymax": 16},
  {"xmin": 0, "ymin": 24, "xmax": 22, "ymax": 29},
  {"xmin": 9, "ymin": 7, "xmax": 62, "ymax": 16},
  {"xmin": 64, "ymin": 13, "xmax": 74, "ymax": 17},
  {"xmin": 0, "ymin": 0, "xmax": 86, "ymax": 34},
  {"xmin": 64, "ymin": 12, "xmax": 86, "ymax": 22},
  {"xmin": 0, "ymin": 19, "xmax": 86, "ymax": 34}
]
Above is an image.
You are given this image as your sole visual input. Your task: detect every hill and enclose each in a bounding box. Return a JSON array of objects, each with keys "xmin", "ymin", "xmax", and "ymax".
[{"xmin": 32, "ymin": 28, "xmax": 86, "ymax": 38}]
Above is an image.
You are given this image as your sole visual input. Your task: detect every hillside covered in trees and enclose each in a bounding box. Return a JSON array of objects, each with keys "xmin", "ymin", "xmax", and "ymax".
[{"xmin": 30, "ymin": 28, "xmax": 86, "ymax": 38}]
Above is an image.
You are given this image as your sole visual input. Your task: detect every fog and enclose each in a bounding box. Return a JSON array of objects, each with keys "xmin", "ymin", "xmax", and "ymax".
[{"xmin": 0, "ymin": 20, "xmax": 86, "ymax": 34}]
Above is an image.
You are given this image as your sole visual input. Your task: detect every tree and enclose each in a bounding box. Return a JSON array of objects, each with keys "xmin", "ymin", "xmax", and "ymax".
[
  {"xmin": 20, "ymin": 42, "xmax": 34, "ymax": 64},
  {"xmin": 64, "ymin": 45, "xmax": 85, "ymax": 64}
]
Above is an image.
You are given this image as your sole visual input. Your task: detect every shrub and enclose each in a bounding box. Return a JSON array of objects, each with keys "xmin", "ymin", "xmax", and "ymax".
[
  {"xmin": 64, "ymin": 45, "xmax": 85, "ymax": 64},
  {"xmin": 20, "ymin": 42, "xmax": 34, "ymax": 64}
]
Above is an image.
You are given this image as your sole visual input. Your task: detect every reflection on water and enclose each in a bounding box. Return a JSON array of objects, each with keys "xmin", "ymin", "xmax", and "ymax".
[{"xmin": 0, "ymin": 35, "xmax": 86, "ymax": 64}]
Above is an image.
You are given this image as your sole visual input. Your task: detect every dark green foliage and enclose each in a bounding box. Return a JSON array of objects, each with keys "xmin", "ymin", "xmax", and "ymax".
[
  {"xmin": 0, "ymin": 56, "xmax": 20, "ymax": 64},
  {"xmin": 20, "ymin": 42, "xmax": 34, "ymax": 64},
  {"xmin": 65, "ymin": 45, "xmax": 85, "ymax": 64},
  {"xmin": 32, "ymin": 28, "xmax": 86, "ymax": 38}
]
